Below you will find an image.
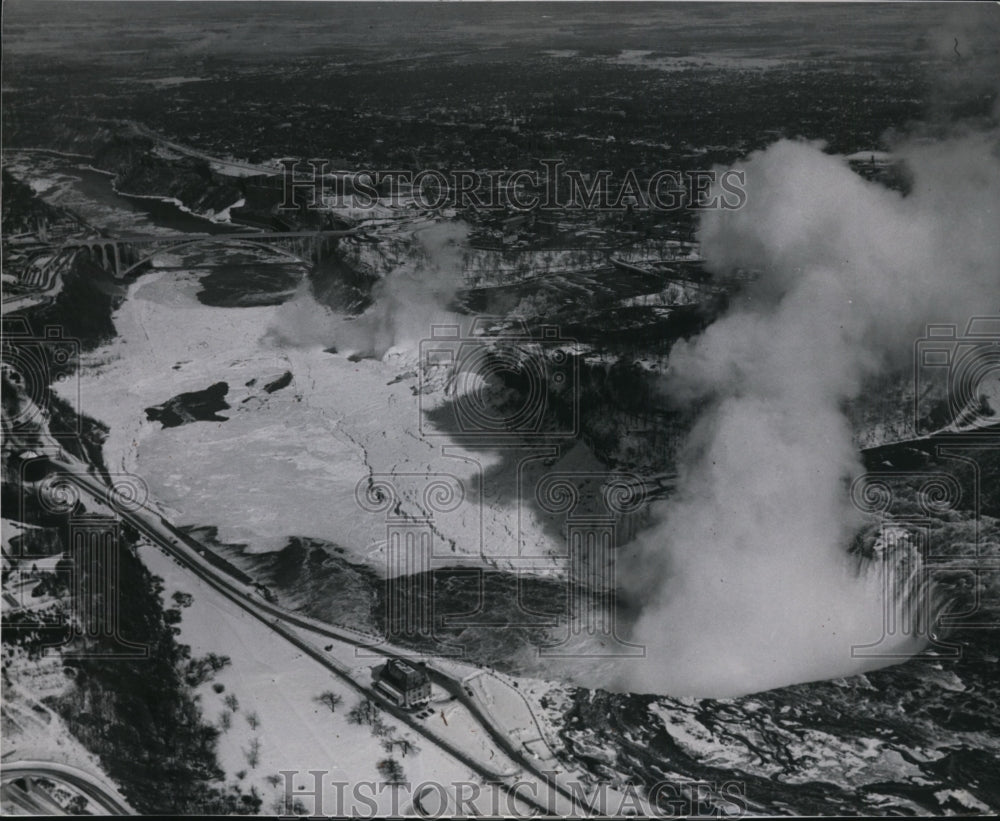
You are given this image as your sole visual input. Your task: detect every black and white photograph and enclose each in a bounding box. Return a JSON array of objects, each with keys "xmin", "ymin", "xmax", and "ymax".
[{"xmin": 1, "ymin": 0, "xmax": 998, "ymax": 816}]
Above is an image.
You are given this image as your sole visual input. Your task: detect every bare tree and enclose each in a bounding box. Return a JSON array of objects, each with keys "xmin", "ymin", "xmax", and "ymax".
[
  {"xmin": 219, "ymin": 711, "xmax": 232, "ymax": 731},
  {"xmin": 395, "ymin": 737, "xmax": 417, "ymax": 757},
  {"xmin": 347, "ymin": 698, "xmax": 379, "ymax": 726},
  {"xmin": 381, "ymin": 737, "xmax": 418, "ymax": 757},
  {"xmin": 224, "ymin": 693, "xmax": 240, "ymax": 712},
  {"xmin": 376, "ymin": 757, "xmax": 405, "ymax": 784},
  {"xmin": 172, "ymin": 591, "xmax": 194, "ymax": 608},
  {"xmin": 315, "ymin": 691, "xmax": 343, "ymax": 714},
  {"xmin": 245, "ymin": 737, "xmax": 262, "ymax": 769},
  {"xmin": 246, "ymin": 710, "xmax": 261, "ymax": 730}
]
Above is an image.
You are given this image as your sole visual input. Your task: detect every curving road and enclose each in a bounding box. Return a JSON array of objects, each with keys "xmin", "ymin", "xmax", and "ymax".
[
  {"xmin": 53, "ymin": 460, "xmax": 595, "ymax": 816},
  {"xmin": 1, "ymin": 759, "xmax": 133, "ymax": 815}
]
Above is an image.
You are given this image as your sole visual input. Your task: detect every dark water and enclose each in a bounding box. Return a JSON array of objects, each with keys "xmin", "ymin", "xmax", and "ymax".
[
  {"xmin": 145, "ymin": 381, "xmax": 230, "ymax": 428},
  {"xmin": 195, "ymin": 261, "xmax": 302, "ymax": 307},
  {"xmin": 46, "ymin": 158, "xmax": 310, "ymax": 306},
  {"xmin": 180, "ymin": 528, "xmax": 576, "ymax": 664},
  {"xmin": 186, "ymin": 530, "xmax": 382, "ymax": 631},
  {"xmin": 560, "ymin": 629, "xmax": 1000, "ymax": 816},
  {"xmin": 55, "ymin": 161, "xmax": 239, "ymax": 235}
]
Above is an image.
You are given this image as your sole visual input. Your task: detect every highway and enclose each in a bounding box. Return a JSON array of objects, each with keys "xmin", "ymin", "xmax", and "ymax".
[
  {"xmin": 52, "ymin": 457, "xmax": 597, "ymax": 817},
  {"xmin": 2, "ymin": 151, "xmax": 610, "ymax": 811},
  {"xmin": 1, "ymin": 759, "xmax": 133, "ymax": 815},
  {"xmin": 126, "ymin": 122, "xmax": 283, "ymax": 178}
]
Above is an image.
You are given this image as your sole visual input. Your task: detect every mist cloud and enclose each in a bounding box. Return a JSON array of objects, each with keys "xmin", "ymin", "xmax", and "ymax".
[
  {"xmin": 265, "ymin": 220, "xmax": 470, "ymax": 358},
  {"xmin": 590, "ymin": 133, "xmax": 1000, "ymax": 698}
]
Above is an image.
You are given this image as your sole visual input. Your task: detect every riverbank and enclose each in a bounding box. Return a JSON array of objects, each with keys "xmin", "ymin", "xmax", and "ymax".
[
  {"xmin": 108, "ymin": 176, "xmax": 246, "ymax": 227},
  {"xmin": 3, "ymin": 151, "xmax": 232, "ymax": 237}
]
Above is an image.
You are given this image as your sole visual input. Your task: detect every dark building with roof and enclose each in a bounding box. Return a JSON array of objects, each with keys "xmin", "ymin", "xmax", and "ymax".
[{"xmin": 373, "ymin": 659, "xmax": 431, "ymax": 709}]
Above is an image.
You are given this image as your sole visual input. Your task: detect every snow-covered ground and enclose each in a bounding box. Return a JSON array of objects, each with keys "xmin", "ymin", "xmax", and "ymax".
[
  {"xmin": 15, "ymin": 166, "xmax": 641, "ymax": 811},
  {"xmin": 139, "ymin": 543, "xmax": 485, "ymax": 816},
  {"xmin": 62, "ymin": 265, "xmax": 597, "ymax": 577}
]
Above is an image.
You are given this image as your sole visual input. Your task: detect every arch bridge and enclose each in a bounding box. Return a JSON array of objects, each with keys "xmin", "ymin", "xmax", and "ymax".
[{"xmin": 38, "ymin": 228, "xmax": 359, "ymax": 281}]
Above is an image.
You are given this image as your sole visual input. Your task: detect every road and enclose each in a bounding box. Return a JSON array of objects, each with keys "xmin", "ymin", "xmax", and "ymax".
[
  {"xmin": 1, "ymin": 151, "xmax": 614, "ymax": 811},
  {"xmin": 127, "ymin": 122, "xmax": 283, "ymax": 178},
  {"xmin": 1, "ymin": 760, "xmax": 133, "ymax": 815},
  {"xmin": 52, "ymin": 457, "xmax": 598, "ymax": 816}
]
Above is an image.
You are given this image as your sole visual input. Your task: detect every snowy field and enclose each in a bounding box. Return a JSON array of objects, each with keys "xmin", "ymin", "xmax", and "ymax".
[
  {"xmin": 63, "ymin": 265, "xmax": 597, "ymax": 578},
  {"xmin": 139, "ymin": 543, "xmax": 485, "ymax": 816}
]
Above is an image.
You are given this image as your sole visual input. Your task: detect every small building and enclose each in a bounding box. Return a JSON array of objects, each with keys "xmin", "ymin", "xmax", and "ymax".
[{"xmin": 373, "ymin": 659, "xmax": 431, "ymax": 709}]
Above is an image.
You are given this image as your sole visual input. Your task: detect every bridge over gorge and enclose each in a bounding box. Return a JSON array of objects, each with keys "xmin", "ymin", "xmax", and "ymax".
[{"xmin": 18, "ymin": 228, "xmax": 361, "ymax": 287}]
